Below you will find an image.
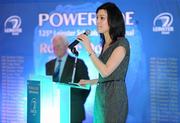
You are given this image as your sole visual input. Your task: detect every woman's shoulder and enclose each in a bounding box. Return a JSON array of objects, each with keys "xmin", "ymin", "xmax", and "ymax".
[
  {"xmin": 116, "ymin": 37, "xmax": 130, "ymax": 54},
  {"xmin": 117, "ymin": 37, "xmax": 129, "ymax": 46}
]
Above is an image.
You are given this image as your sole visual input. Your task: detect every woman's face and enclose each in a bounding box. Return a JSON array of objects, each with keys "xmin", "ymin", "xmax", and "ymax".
[{"xmin": 96, "ymin": 9, "xmax": 110, "ymax": 34}]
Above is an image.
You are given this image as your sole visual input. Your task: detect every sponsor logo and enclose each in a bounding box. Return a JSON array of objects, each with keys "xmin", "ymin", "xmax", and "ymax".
[
  {"xmin": 38, "ymin": 11, "xmax": 135, "ymax": 27},
  {"xmin": 4, "ymin": 15, "xmax": 22, "ymax": 35},
  {"xmin": 153, "ymin": 12, "xmax": 174, "ymax": 35}
]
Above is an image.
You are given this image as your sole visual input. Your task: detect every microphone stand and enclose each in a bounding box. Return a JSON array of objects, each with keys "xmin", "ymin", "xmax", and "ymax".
[{"xmin": 69, "ymin": 47, "xmax": 79, "ymax": 86}]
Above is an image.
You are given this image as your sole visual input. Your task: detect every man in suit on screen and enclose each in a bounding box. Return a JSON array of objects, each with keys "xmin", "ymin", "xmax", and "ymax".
[{"xmin": 45, "ymin": 34, "xmax": 90, "ymax": 123}]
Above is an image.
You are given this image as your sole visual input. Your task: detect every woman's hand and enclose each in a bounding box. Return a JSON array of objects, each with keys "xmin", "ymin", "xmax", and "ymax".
[
  {"xmin": 77, "ymin": 34, "xmax": 93, "ymax": 53},
  {"xmin": 79, "ymin": 79, "xmax": 98, "ymax": 86},
  {"xmin": 79, "ymin": 79, "xmax": 90, "ymax": 86}
]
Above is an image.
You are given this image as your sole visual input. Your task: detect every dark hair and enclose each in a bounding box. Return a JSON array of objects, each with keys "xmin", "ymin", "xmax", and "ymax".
[{"xmin": 96, "ymin": 2, "xmax": 125, "ymax": 47}]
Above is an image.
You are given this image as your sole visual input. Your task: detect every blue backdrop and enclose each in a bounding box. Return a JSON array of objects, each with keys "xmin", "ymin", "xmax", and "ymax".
[{"xmin": 0, "ymin": 0, "xmax": 180, "ymax": 123}]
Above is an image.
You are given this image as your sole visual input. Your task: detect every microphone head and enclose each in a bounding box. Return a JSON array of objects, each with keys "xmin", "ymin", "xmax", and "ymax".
[{"xmin": 85, "ymin": 30, "xmax": 91, "ymax": 35}]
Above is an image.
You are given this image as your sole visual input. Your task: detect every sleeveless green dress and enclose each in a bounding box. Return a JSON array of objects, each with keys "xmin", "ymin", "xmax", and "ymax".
[{"xmin": 94, "ymin": 37, "xmax": 130, "ymax": 123}]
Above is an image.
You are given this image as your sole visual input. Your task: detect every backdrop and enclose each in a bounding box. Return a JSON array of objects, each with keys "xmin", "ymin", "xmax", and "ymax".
[{"xmin": 0, "ymin": 0, "xmax": 180, "ymax": 123}]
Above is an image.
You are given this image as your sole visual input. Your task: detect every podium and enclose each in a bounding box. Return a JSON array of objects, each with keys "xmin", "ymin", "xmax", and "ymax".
[{"xmin": 27, "ymin": 75, "xmax": 89, "ymax": 123}]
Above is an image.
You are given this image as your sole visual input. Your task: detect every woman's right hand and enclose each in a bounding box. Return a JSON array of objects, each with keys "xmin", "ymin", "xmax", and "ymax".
[{"xmin": 77, "ymin": 34, "xmax": 93, "ymax": 53}]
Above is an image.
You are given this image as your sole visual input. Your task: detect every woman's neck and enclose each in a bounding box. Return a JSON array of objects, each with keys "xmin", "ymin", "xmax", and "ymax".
[{"xmin": 104, "ymin": 32, "xmax": 112, "ymax": 45}]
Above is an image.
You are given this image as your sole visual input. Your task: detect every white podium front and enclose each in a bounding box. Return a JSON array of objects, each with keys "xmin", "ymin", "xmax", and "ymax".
[{"xmin": 27, "ymin": 75, "xmax": 89, "ymax": 123}]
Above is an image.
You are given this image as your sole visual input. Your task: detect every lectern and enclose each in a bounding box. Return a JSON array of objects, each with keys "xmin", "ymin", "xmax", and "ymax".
[{"xmin": 27, "ymin": 75, "xmax": 89, "ymax": 123}]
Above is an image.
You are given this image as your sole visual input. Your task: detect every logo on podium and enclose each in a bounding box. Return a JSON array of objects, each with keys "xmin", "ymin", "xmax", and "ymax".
[{"xmin": 30, "ymin": 98, "xmax": 37, "ymax": 116}]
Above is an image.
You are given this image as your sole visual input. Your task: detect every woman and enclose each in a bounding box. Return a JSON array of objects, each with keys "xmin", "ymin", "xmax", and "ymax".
[{"xmin": 78, "ymin": 2, "xmax": 130, "ymax": 123}]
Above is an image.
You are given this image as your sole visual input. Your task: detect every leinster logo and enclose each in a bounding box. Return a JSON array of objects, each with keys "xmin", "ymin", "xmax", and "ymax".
[
  {"xmin": 4, "ymin": 15, "xmax": 22, "ymax": 35},
  {"xmin": 153, "ymin": 12, "xmax": 174, "ymax": 35},
  {"xmin": 30, "ymin": 98, "xmax": 37, "ymax": 116}
]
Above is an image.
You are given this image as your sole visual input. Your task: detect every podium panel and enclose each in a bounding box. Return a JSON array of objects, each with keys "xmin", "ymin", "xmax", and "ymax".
[
  {"xmin": 27, "ymin": 80, "xmax": 40, "ymax": 123},
  {"xmin": 27, "ymin": 75, "xmax": 89, "ymax": 123}
]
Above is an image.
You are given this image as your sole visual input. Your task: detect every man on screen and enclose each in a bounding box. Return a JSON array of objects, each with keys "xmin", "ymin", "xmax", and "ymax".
[{"xmin": 45, "ymin": 34, "xmax": 90, "ymax": 123}]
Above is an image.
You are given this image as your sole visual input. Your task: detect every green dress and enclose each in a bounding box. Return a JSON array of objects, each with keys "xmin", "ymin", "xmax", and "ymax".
[{"xmin": 94, "ymin": 37, "xmax": 130, "ymax": 123}]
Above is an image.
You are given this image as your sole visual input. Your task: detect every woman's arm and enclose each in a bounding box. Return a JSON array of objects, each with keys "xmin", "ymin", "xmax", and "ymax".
[
  {"xmin": 77, "ymin": 34, "xmax": 126, "ymax": 78},
  {"xmin": 89, "ymin": 46, "xmax": 126, "ymax": 77}
]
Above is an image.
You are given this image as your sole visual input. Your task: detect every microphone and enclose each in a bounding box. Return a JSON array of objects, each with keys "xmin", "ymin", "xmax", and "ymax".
[{"xmin": 68, "ymin": 30, "xmax": 91, "ymax": 50}]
